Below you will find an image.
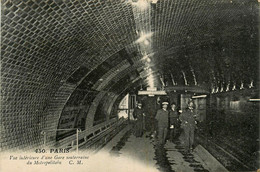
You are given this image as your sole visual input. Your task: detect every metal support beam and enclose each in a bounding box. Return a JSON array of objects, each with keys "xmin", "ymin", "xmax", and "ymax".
[{"xmin": 165, "ymin": 86, "xmax": 209, "ymax": 94}]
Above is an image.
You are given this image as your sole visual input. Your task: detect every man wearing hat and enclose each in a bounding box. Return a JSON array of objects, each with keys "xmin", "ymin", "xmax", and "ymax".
[
  {"xmin": 133, "ymin": 102, "xmax": 145, "ymax": 137},
  {"xmin": 169, "ymin": 102, "xmax": 180, "ymax": 142},
  {"xmin": 155, "ymin": 101, "xmax": 169, "ymax": 144},
  {"xmin": 179, "ymin": 100, "xmax": 197, "ymax": 152}
]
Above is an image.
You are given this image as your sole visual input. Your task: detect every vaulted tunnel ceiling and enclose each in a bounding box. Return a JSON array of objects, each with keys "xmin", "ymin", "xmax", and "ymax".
[
  {"xmin": 1, "ymin": 0, "xmax": 259, "ymax": 108},
  {"xmin": 1, "ymin": 0, "xmax": 259, "ymax": 151},
  {"xmin": 2, "ymin": 0, "xmax": 258, "ymax": 113}
]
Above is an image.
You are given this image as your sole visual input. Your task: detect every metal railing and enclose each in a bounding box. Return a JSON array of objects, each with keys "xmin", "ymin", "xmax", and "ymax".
[
  {"xmin": 41, "ymin": 128, "xmax": 81, "ymax": 153},
  {"xmin": 40, "ymin": 118, "xmax": 127, "ymax": 153}
]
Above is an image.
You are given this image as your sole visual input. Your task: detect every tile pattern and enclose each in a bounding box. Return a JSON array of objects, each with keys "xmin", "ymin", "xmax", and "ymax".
[{"xmin": 1, "ymin": 0, "xmax": 258, "ymax": 150}]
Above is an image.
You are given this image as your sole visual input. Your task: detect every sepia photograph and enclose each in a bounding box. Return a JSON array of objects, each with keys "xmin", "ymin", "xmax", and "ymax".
[{"xmin": 0, "ymin": 0, "xmax": 259, "ymax": 171}]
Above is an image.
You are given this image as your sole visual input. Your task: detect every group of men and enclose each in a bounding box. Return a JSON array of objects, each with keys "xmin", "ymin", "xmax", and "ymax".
[{"xmin": 133, "ymin": 100, "xmax": 197, "ymax": 152}]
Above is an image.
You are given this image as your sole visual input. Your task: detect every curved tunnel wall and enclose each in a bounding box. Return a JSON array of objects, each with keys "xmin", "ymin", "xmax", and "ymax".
[
  {"xmin": 55, "ymin": 59, "xmax": 137, "ymax": 141},
  {"xmin": 1, "ymin": 0, "xmax": 259, "ymax": 151},
  {"xmin": 1, "ymin": 0, "xmax": 137, "ymax": 150}
]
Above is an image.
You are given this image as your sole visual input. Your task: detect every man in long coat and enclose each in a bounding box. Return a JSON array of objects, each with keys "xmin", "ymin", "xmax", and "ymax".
[
  {"xmin": 133, "ymin": 103, "xmax": 145, "ymax": 137},
  {"xmin": 155, "ymin": 102, "xmax": 169, "ymax": 144},
  {"xmin": 169, "ymin": 102, "xmax": 179, "ymax": 142},
  {"xmin": 179, "ymin": 100, "xmax": 197, "ymax": 152}
]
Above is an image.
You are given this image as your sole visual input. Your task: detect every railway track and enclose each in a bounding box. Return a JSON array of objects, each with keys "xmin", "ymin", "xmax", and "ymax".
[{"xmin": 196, "ymin": 134, "xmax": 257, "ymax": 171}]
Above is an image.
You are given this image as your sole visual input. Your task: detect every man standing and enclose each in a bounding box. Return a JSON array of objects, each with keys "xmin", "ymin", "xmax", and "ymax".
[
  {"xmin": 169, "ymin": 102, "xmax": 179, "ymax": 142},
  {"xmin": 179, "ymin": 100, "xmax": 197, "ymax": 152},
  {"xmin": 155, "ymin": 102, "xmax": 169, "ymax": 144},
  {"xmin": 133, "ymin": 102, "xmax": 145, "ymax": 137}
]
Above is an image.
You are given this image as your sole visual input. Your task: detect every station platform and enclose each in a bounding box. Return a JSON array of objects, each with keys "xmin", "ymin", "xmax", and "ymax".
[{"xmin": 86, "ymin": 125, "xmax": 228, "ymax": 172}]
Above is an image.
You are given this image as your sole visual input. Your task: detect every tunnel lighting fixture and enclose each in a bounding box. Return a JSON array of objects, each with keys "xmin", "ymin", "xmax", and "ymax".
[
  {"xmin": 144, "ymin": 39, "xmax": 150, "ymax": 45},
  {"xmin": 144, "ymin": 66, "xmax": 149, "ymax": 70},
  {"xmin": 159, "ymin": 75, "xmax": 165, "ymax": 87},
  {"xmin": 142, "ymin": 55, "xmax": 148, "ymax": 59},
  {"xmin": 147, "ymin": 75, "xmax": 154, "ymax": 88},
  {"xmin": 226, "ymin": 83, "xmax": 230, "ymax": 92},
  {"xmin": 232, "ymin": 84, "xmax": 236, "ymax": 90},
  {"xmin": 220, "ymin": 86, "xmax": 223, "ymax": 92},
  {"xmin": 147, "ymin": 87, "xmax": 157, "ymax": 91},
  {"xmin": 138, "ymin": 90, "xmax": 167, "ymax": 95},
  {"xmin": 142, "ymin": 55, "xmax": 151, "ymax": 63},
  {"xmin": 190, "ymin": 66, "xmax": 197, "ymax": 86},
  {"xmin": 240, "ymin": 82, "xmax": 244, "ymax": 89},
  {"xmin": 135, "ymin": 32, "xmax": 153, "ymax": 44},
  {"xmin": 146, "ymin": 58, "xmax": 151, "ymax": 63},
  {"xmin": 170, "ymin": 73, "xmax": 177, "ymax": 86},
  {"xmin": 249, "ymin": 99, "xmax": 260, "ymax": 102},
  {"xmin": 249, "ymin": 80, "xmax": 254, "ymax": 88},
  {"xmin": 131, "ymin": 0, "xmax": 149, "ymax": 10},
  {"xmin": 192, "ymin": 95, "xmax": 207, "ymax": 99},
  {"xmin": 181, "ymin": 71, "xmax": 188, "ymax": 86}
]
